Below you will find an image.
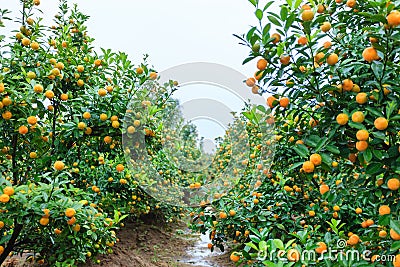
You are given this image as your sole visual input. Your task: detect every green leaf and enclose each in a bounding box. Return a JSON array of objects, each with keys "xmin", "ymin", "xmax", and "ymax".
[
  {"xmin": 304, "ymin": 135, "xmax": 320, "ymax": 147},
  {"xmin": 249, "ymin": 0, "xmax": 258, "ymax": 7},
  {"xmin": 315, "ymin": 137, "xmax": 328, "ymax": 152},
  {"xmin": 363, "ymin": 148, "xmax": 372, "ymax": 162},
  {"xmin": 390, "ymin": 220, "xmax": 400, "ymax": 237},
  {"xmin": 267, "ymin": 15, "xmax": 282, "ymax": 27},
  {"xmin": 391, "ymin": 241, "xmax": 400, "ymax": 252},
  {"xmin": 293, "ymin": 144, "xmax": 309, "ymax": 158},
  {"xmin": 371, "ymin": 61, "xmax": 383, "ymax": 79},
  {"xmin": 273, "ymin": 239, "xmax": 284, "ymax": 250},
  {"xmin": 255, "ymin": 9, "xmax": 263, "ymax": 20},
  {"xmin": 365, "ymin": 162, "xmax": 384, "ymax": 175},
  {"xmin": 326, "ymin": 145, "xmax": 340, "ymax": 154},
  {"xmin": 365, "ymin": 107, "xmax": 383, "ymax": 117}
]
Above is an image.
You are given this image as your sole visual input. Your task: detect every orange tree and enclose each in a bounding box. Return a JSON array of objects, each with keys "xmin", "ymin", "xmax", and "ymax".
[
  {"xmin": 190, "ymin": 0, "xmax": 400, "ymax": 266},
  {"xmin": 0, "ymin": 0, "xmax": 182, "ymax": 265}
]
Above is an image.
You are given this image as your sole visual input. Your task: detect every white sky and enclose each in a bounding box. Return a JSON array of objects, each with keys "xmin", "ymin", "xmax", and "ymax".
[{"xmin": 1, "ymin": 0, "xmax": 274, "ymax": 150}]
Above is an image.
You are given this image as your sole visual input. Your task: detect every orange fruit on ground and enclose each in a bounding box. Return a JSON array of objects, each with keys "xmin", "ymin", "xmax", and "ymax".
[
  {"xmin": 356, "ymin": 92, "xmax": 368, "ymax": 104},
  {"xmin": 310, "ymin": 154, "xmax": 322, "ymax": 166},
  {"xmin": 356, "ymin": 141, "xmax": 368, "ymax": 151},
  {"xmin": 219, "ymin": 212, "xmax": 228, "ymax": 219},
  {"xmin": 320, "ymin": 184, "xmax": 330, "ymax": 194},
  {"xmin": 387, "ymin": 178, "xmax": 400, "ymax": 190},
  {"xmin": 387, "ymin": 10, "xmax": 400, "ymax": 27},
  {"xmin": 0, "ymin": 194, "xmax": 9, "ymax": 203},
  {"xmin": 356, "ymin": 129, "xmax": 369, "ymax": 141},
  {"xmin": 271, "ymin": 33, "xmax": 281, "ymax": 44},
  {"xmin": 362, "ymin": 47, "xmax": 379, "ymax": 62},
  {"xmin": 351, "ymin": 111, "xmax": 364, "ymax": 123},
  {"xmin": 298, "ymin": 36, "xmax": 307, "ymax": 45},
  {"xmin": 336, "ymin": 113, "xmax": 349, "ymax": 125},
  {"xmin": 116, "ymin": 164, "xmax": 124, "ymax": 172},
  {"xmin": 326, "ymin": 53, "xmax": 339, "ymax": 65},
  {"xmin": 54, "ymin": 161, "xmax": 65, "ymax": 171},
  {"xmin": 379, "ymin": 205, "xmax": 390, "ymax": 215},
  {"xmin": 230, "ymin": 252, "xmax": 240, "ymax": 262},
  {"xmin": 65, "ymin": 208, "xmax": 76, "ymax": 218},
  {"xmin": 267, "ymin": 96, "xmax": 277, "ymax": 108},
  {"xmin": 18, "ymin": 125, "xmax": 28, "ymax": 135},
  {"xmin": 390, "ymin": 228, "xmax": 400, "ymax": 240},
  {"xmin": 3, "ymin": 186, "xmax": 14, "ymax": 196},
  {"xmin": 279, "ymin": 97, "xmax": 289, "ymax": 108},
  {"xmin": 347, "ymin": 234, "xmax": 360, "ymax": 245},
  {"xmin": 245, "ymin": 77, "xmax": 256, "ymax": 87},
  {"xmin": 315, "ymin": 242, "xmax": 327, "ymax": 254},
  {"xmin": 342, "ymin": 79, "xmax": 353, "ymax": 91},
  {"xmin": 320, "ymin": 22, "xmax": 331, "ymax": 32},
  {"xmin": 301, "ymin": 10, "xmax": 314, "ymax": 21},
  {"xmin": 257, "ymin": 58, "xmax": 268, "ymax": 70},
  {"xmin": 27, "ymin": 116, "xmax": 37, "ymax": 125},
  {"xmin": 374, "ymin": 117, "xmax": 388, "ymax": 130},
  {"xmin": 39, "ymin": 217, "xmax": 49, "ymax": 226},
  {"xmin": 302, "ymin": 161, "xmax": 315, "ymax": 173}
]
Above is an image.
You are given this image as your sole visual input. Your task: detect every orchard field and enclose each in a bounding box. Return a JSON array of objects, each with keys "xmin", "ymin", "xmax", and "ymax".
[{"xmin": 0, "ymin": 0, "xmax": 399, "ymax": 267}]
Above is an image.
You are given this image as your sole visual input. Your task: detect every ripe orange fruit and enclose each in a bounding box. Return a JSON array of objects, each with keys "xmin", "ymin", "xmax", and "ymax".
[
  {"xmin": 30, "ymin": 42, "xmax": 39, "ymax": 50},
  {"xmin": 0, "ymin": 221, "xmax": 4, "ymax": 229},
  {"xmin": 0, "ymin": 245, "xmax": 4, "ymax": 255},
  {"xmin": 94, "ymin": 59, "xmax": 102, "ymax": 67},
  {"xmin": 60, "ymin": 93, "xmax": 68, "ymax": 101},
  {"xmin": 245, "ymin": 77, "xmax": 256, "ymax": 87},
  {"xmin": 21, "ymin": 37, "xmax": 31, "ymax": 46},
  {"xmin": 39, "ymin": 217, "xmax": 49, "ymax": 226},
  {"xmin": 323, "ymin": 41, "xmax": 332, "ymax": 49},
  {"xmin": 3, "ymin": 186, "xmax": 14, "ymax": 196},
  {"xmin": 320, "ymin": 22, "xmax": 331, "ymax": 32},
  {"xmin": 301, "ymin": 4, "xmax": 311, "ymax": 10},
  {"xmin": 83, "ymin": 112, "xmax": 91, "ymax": 119},
  {"xmin": 230, "ymin": 252, "xmax": 240, "ymax": 262},
  {"xmin": 54, "ymin": 161, "xmax": 65, "ymax": 171},
  {"xmin": 346, "ymin": 0, "xmax": 356, "ymax": 8},
  {"xmin": 342, "ymin": 79, "xmax": 353, "ymax": 91},
  {"xmin": 2, "ymin": 97, "xmax": 12, "ymax": 106},
  {"xmin": 356, "ymin": 92, "xmax": 368, "ymax": 104},
  {"xmin": 100, "ymin": 113, "xmax": 108, "ymax": 121},
  {"xmin": 219, "ymin": 212, "xmax": 228, "ymax": 219},
  {"xmin": 280, "ymin": 55, "xmax": 290, "ymax": 65},
  {"xmin": 104, "ymin": 136, "xmax": 112, "ymax": 144},
  {"xmin": 271, "ymin": 33, "xmax": 281, "ymax": 44},
  {"xmin": 387, "ymin": 178, "xmax": 400, "ymax": 190},
  {"xmin": 362, "ymin": 47, "xmax": 379, "ymax": 62},
  {"xmin": 390, "ymin": 228, "xmax": 400, "ymax": 240},
  {"xmin": 394, "ymin": 254, "xmax": 400, "ymax": 267},
  {"xmin": 77, "ymin": 122, "xmax": 86, "ymax": 130},
  {"xmin": 310, "ymin": 154, "xmax": 322, "ymax": 166},
  {"xmin": 279, "ymin": 97, "xmax": 289, "ymax": 108},
  {"xmin": 27, "ymin": 116, "xmax": 38, "ymax": 125},
  {"xmin": 315, "ymin": 242, "xmax": 327, "ymax": 254},
  {"xmin": 356, "ymin": 129, "xmax": 369, "ymax": 141},
  {"xmin": 54, "ymin": 228, "xmax": 62, "ymax": 235},
  {"xmin": 317, "ymin": 4, "xmax": 325, "ymax": 13},
  {"xmin": 257, "ymin": 58, "xmax": 268, "ymax": 70},
  {"xmin": 73, "ymin": 224, "xmax": 81, "ymax": 232},
  {"xmin": 309, "ymin": 210, "xmax": 316, "ymax": 217},
  {"xmin": 336, "ymin": 113, "xmax": 349, "ymax": 125},
  {"xmin": 65, "ymin": 208, "xmax": 76, "ymax": 218},
  {"xmin": 77, "ymin": 79, "xmax": 84, "ymax": 87},
  {"xmin": 302, "ymin": 10, "xmax": 314, "ymax": 21},
  {"xmin": 0, "ymin": 194, "xmax": 9, "ymax": 203},
  {"xmin": 366, "ymin": 219, "xmax": 374, "ymax": 227},
  {"xmin": 374, "ymin": 117, "xmax": 388, "ymax": 130},
  {"xmin": 136, "ymin": 67, "xmax": 144, "ymax": 74},
  {"xmin": 302, "ymin": 161, "xmax": 315, "ymax": 173},
  {"xmin": 267, "ymin": 96, "xmax": 277, "ymax": 108},
  {"xmin": 356, "ymin": 141, "xmax": 368, "ymax": 151},
  {"xmin": 351, "ymin": 111, "xmax": 364, "ymax": 123},
  {"xmin": 387, "ymin": 10, "xmax": 400, "ymax": 27},
  {"xmin": 77, "ymin": 65, "xmax": 84, "ymax": 72},
  {"xmin": 45, "ymin": 90, "xmax": 54, "ymax": 99},
  {"xmin": 33, "ymin": 84, "xmax": 43, "ymax": 93},
  {"xmin": 18, "ymin": 125, "xmax": 29, "ymax": 135},
  {"xmin": 287, "ymin": 249, "xmax": 300, "ymax": 262},
  {"xmin": 352, "ymin": 84, "xmax": 360, "ymax": 93},
  {"xmin": 298, "ymin": 36, "xmax": 307, "ymax": 45},
  {"xmin": 229, "ymin": 210, "xmax": 236, "ymax": 216},
  {"xmin": 355, "ymin": 207, "xmax": 362, "ymax": 214},
  {"xmin": 98, "ymin": 88, "xmax": 107, "ymax": 96},
  {"xmin": 379, "ymin": 205, "xmax": 390, "ymax": 216},
  {"xmin": 116, "ymin": 164, "xmax": 124, "ymax": 172},
  {"xmin": 326, "ymin": 53, "xmax": 339, "ymax": 65},
  {"xmin": 379, "ymin": 230, "xmax": 387, "ymax": 238},
  {"xmin": 347, "ymin": 234, "xmax": 360, "ymax": 245},
  {"xmin": 149, "ymin": 72, "xmax": 158, "ymax": 80},
  {"xmin": 320, "ymin": 184, "xmax": 330, "ymax": 194},
  {"xmin": 67, "ymin": 216, "xmax": 76, "ymax": 225},
  {"xmin": 2, "ymin": 111, "xmax": 12, "ymax": 120}
]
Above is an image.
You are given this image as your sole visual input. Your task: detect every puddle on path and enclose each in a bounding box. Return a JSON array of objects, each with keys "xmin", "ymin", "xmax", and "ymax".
[{"xmin": 178, "ymin": 232, "xmax": 225, "ymax": 267}]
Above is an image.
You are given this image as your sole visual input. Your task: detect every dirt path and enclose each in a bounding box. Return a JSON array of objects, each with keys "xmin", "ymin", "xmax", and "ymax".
[{"xmin": 2, "ymin": 215, "xmax": 234, "ymax": 267}]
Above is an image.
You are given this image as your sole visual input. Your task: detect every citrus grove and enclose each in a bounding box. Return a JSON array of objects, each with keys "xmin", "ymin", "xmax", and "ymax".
[
  {"xmin": 189, "ymin": 0, "xmax": 400, "ymax": 266},
  {"xmin": 0, "ymin": 0, "xmax": 190, "ymax": 265}
]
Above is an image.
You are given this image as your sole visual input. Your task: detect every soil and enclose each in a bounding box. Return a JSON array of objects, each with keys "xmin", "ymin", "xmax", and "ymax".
[{"xmin": 2, "ymin": 214, "xmax": 234, "ymax": 267}]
